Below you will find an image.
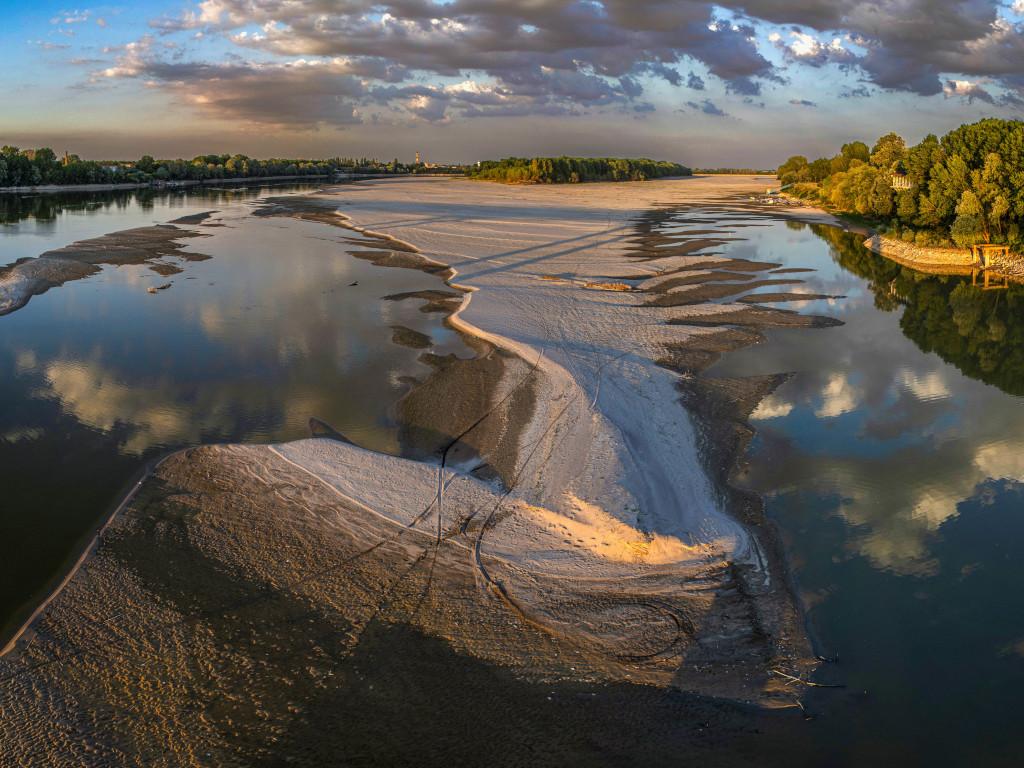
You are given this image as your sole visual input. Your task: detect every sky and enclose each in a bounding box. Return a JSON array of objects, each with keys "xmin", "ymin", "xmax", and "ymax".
[{"xmin": 4, "ymin": 0, "xmax": 1024, "ymax": 166}]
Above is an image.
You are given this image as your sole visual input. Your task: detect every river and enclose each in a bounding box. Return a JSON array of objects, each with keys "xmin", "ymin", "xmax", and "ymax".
[
  {"xmin": 690, "ymin": 212, "xmax": 1024, "ymax": 765},
  {"xmin": 0, "ymin": 184, "xmax": 473, "ymax": 642},
  {"xmin": 2, "ymin": 186, "xmax": 1023, "ymax": 764}
]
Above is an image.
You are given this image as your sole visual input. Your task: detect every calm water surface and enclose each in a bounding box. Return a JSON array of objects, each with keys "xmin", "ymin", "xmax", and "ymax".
[
  {"xmin": 0, "ymin": 185, "xmax": 471, "ymax": 639},
  {"xmin": 692, "ymin": 214, "xmax": 1024, "ymax": 765},
  {"xmin": 4, "ymin": 189, "xmax": 1024, "ymax": 764}
]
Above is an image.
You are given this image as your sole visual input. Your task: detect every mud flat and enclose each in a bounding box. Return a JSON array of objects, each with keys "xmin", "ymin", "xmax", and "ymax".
[{"xmin": 0, "ymin": 176, "xmax": 841, "ymax": 765}]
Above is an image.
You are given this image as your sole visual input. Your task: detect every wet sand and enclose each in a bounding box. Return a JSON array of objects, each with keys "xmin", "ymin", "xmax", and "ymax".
[
  {"xmin": 0, "ymin": 176, "xmax": 844, "ymax": 765},
  {"xmin": 0, "ymin": 220, "xmax": 216, "ymax": 315}
]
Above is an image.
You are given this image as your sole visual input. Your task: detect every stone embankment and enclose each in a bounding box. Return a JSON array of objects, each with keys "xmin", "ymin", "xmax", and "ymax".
[{"xmin": 864, "ymin": 234, "xmax": 1024, "ymax": 280}]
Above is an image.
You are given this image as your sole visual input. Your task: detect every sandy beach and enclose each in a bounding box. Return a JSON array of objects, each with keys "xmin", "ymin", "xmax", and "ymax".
[{"xmin": 0, "ymin": 175, "xmax": 844, "ymax": 765}]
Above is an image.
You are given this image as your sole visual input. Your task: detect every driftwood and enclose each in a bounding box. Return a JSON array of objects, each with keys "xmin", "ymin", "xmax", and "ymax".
[{"xmin": 770, "ymin": 668, "xmax": 845, "ymax": 689}]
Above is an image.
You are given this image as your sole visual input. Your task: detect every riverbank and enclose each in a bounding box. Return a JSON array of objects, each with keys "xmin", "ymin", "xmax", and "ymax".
[
  {"xmin": 773, "ymin": 192, "xmax": 1024, "ymax": 281},
  {"xmin": 0, "ymin": 174, "xmax": 335, "ymax": 195},
  {"xmin": 0, "ymin": 175, "xmax": 840, "ymax": 764},
  {"xmin": 863, "ymin": 233, "xmax": 1024, "ymax": 280}
]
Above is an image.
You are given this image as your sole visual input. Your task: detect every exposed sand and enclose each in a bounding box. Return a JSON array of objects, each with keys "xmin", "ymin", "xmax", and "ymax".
[
  {"xmin": 0, "ymin": 176, "xmax": 841, "ymax": 764},
  {"xmin": 0, "ymin": 222, "xmax": 214, "ymax": 315}
]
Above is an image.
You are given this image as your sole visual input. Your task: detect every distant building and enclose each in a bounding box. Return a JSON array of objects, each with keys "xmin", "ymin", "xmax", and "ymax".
[
  {"xmin": 891, "ymin": 173, "xmax": 913, "ymax": 191},
  {"xmin": 415, "ymin": 151, "xmax": 421, "ymax": 164}
]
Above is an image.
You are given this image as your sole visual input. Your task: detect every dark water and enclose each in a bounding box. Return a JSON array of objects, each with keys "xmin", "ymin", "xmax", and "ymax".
[
  {"xmin": 693, "ymin": 216, "xmax": 1024, "ymax": 765},
  {"xmin": 0, "ymin": 184, "xmax": 471, "ymax": 641}
]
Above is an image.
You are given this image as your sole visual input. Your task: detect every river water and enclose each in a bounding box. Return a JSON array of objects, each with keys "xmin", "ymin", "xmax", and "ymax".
[
  {"xmin": 2, "ymin": 187, "xmax": 1023, "ymax": 764},
  {"xmin": 0, "ymin": 184, "xmax": 472, "ymax": 641},
  {"xmin": 694, "ymin": 214, "xmax": 1024, "ymax": 765}
]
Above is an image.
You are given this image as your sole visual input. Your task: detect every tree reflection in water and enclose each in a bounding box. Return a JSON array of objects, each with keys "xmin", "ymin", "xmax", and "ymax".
[{"xmin": 810, "ymin": 223, "xmax": 1024, "ymax": 396}]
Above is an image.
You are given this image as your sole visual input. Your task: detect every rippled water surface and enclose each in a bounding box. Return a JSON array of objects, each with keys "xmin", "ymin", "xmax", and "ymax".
[{"xmin": 0, "ymin": 185, "xmax": 471, "ymax": 639}]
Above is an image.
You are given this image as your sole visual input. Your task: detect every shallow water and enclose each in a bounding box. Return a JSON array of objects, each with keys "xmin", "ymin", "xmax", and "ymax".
[
  {"xmin": 0, "ymin": 184, "xmax": 471, "ymax": 640},
  {"xmin": 685, "ymin": 214, "xmax": 1024, "ymax": 765}
]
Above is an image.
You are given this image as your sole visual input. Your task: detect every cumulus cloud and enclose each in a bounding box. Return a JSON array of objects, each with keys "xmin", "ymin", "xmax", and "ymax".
[
  {"xmin": 943, "ymin": 78, "xmax": 997, "ymax": 104},
  {"xmin": 752, "ymin": 0, "xmax": 1024, "ymax": 97},
  {"xmin": 142, "ymin": 0, "xmax": 779, "ymax": 119},
  {"xmin": 770, "ymin": 30, "xmax": 857, "ymax": 67},
  {"xmin": 78, "ymin": 0, "xmax": 1024, "ymax": 127},
  {"xmin": 93, "ymin": 40, "xmax": 366, "ymax": 127}
]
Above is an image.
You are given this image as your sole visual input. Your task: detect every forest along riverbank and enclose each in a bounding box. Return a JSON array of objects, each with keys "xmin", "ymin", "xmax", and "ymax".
[{"xmin": 1, "ymin": 176, "xmax": 849, "ymax": 765}]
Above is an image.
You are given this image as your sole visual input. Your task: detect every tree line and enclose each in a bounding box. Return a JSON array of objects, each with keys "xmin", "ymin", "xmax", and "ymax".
[
  {"xmin": 467, "ymin": 157, "xmax": 690, "ymax": 183},
  {"xmin": 0, "ymin": 147, "xmax": 429, "ymax": 187},
  {"xmin": 694, "ymin": 167, "xmax": 776, "ymax": 175},
  {"xmin": 777, "ymin": 119, "xmax": 1024, "ymax": 250}
]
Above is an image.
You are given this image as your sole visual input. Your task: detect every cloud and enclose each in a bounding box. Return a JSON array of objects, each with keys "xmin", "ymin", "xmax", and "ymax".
[
  {"xmin": 943, "ymin": 78, "xmax": 997, "ymax": 104},
  {"xmin": 770, "ymin": 30, "xmax": 857, "ymax": 68},
  {"xmin": 144, "ymin": 0, "xmax": 779, "ymax": 116},
  {"xmin": 93, "ymin": 41, "xmax": 367, "ymax": 127},
  {"xmin": 839, "ymin": 85, "xmax": 872, "ymax": 98},
  {"xmin": 30, "ymin": 40, "xmax": 72, "ymax": 51},
  {"xmin": 686, "ymin": 98, "xmax": 727, "ymax": 116},
  {"xmin": 51, "ymin": 9, "xmax": 90, "ymax": 25},
  {"xmin": 81, "ymin": 0, "xmax": 1024, "ymax": 129},
  {"xmin": 750, "ymin": 1, "xmax": 1024, "ymax": 97}
]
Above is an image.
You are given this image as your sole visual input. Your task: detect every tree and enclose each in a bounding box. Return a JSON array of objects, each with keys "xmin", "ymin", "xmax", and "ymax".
[
  {"xmin": 951, "ymin": 189, "xmax": 985, "ymax": 247},
  {"xmin": 777, "ymin": 155, "xmax": 808, "ymax": 184},
  {"xmin": 807, "ymin": 157, "xmax": 832, "ymax": 182},
  {"xmin": 870, "ymin": 133, "xmax": 907, "ymax": 170},
  {"xmin": 137, "ymin": 155, "xmax": 156, "ymax": 174},
  {"xmin": 896, "ymin": 189, "xmax": 918, "ymax": 221},
  {"xmin": 841, "ymin": 141, "xmax": 871, "ymax": 163}
]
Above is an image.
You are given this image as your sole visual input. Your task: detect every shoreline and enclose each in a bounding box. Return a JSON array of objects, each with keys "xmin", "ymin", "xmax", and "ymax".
[
  {"xmin": 0, "ymin": 174, "xmax": 333, "ymax": 195},
  {"xmin": 863, "ymin": 232, "xmax": 1024, "ymax": 281}
]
